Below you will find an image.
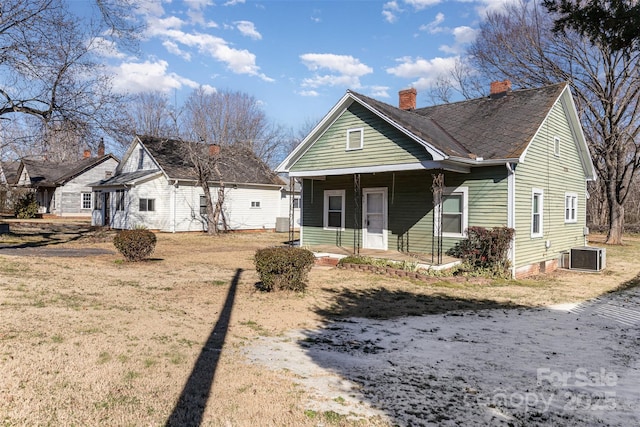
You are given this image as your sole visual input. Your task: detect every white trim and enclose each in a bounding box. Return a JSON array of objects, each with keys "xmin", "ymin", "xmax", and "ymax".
[
  {"xmin": 323, "ymin": 189, "xmax": 346, "ymax": 231},
  {"xmin": 506, "ymin": 163, "xmax": 516, "ymax": 278},
  {"xmin": 81, "ymin": 192, "xmax": 92, "ymax": 210},
  {"xmin": 531, "ymin": 188, "xmax": 544, "ymax": 238},
  {"xmin": 346, "ymin": 127, "xmax": 364, "ymax": 151},
  {"xmin": 250, "ymin": 200, "xmax": 262, "ymax": 209},
  {"xmin": 554, "ymin": 136, "xmax": 561, "ymax": 157},
  {"xmin": 289, "ymin": 161, "xmax": 470, "ymax": 177},
  {"xmin": 434, "ymin": 186, "xmax": 468, "ymax": 238},
  {"xmin": 564, "ymin": 192, "xmax": 578, "ymax": 223},
  {"xmin": 362, "ymin": 187, "xmax": 388, "ymax": 250}
]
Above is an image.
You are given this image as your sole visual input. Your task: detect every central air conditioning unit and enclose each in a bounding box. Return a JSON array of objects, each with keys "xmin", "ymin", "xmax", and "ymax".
[{"xmin": 570, "ymin": 247, "xmax": 606, "ymax": 271}]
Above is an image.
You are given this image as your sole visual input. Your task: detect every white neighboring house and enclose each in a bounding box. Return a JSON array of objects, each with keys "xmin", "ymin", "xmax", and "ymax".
[
  {"xmin": 278, "ymin": 176, "xmax": 301, "ymax": 230},
  {"xmin": 90, "ymin": 135, "xmax": 288, "ymax": 232},
  {"xmin": 14, "ymin": 152, "xmax": 118, "ymax": 217}
]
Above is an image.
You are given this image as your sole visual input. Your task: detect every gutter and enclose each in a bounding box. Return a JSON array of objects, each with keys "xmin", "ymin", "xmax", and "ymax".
[{"xmin": 506, "ymin": 162, "xmax": 516, "ymax": 278}]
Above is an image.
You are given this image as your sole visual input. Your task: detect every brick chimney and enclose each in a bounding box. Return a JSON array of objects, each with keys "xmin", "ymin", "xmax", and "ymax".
[
  {"xmin": 399, "ymin": 88, "xmax": 417, "ymax": 110},
  {"xmin": 98, "ymin": 138, "xmax": 105, "ymax": 157},
  {"xmin": 490, "ymin": 80, "xmax": 511, "ymax": 99},
  {"xmin": 209, "ymin": 144, "xmax": 220, "ymax": 156},
  {"xmin": 83, "ymin": 149, "xmax": 91, "ymax": 159}
]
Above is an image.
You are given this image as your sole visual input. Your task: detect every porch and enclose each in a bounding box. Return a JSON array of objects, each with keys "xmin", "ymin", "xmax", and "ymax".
[{"xmin": 308, "ymin": 244, "xmax": 460, "ymax": 270}]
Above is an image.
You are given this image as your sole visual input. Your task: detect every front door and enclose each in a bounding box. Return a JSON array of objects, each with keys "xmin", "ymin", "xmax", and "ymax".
[{"xmin": 363, "ymin": 188, "xmax": 387, "ymax": 250}]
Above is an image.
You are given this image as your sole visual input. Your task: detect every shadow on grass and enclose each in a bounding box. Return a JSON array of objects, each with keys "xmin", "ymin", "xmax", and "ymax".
[
  {"xmin": 608, "ymin": 272, "xmax": 640, "ymax": 294},
  {"xmin": 165, "ymin": 268, "xmax": 242, "ymax": 427},
  {"xmin": 0, "ymin": 223, "xmax": 93, "ymax": 250},
  {"xmin": 315, "ymin": 286, "xmax": 526, "ymax": 320}
]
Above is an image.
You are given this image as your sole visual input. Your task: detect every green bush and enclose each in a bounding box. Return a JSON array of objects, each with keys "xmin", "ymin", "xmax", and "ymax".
[
  {"xmin": 254, "ymin": 247, "xmax": 315, "ymax": 292},
  {"xmin": 14, "ymin": 192, "xmax": 38, "ymax": 219},
  {"xmin": 447, "ymin": 226, "xmax": 514, "ymax": 275},
  {"xmin": 113, "ymin": 229, "xmax": 157, "ymax": 262}
]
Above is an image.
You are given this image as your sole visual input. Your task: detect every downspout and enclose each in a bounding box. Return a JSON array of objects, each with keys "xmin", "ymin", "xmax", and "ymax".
[{"xmin": 506, "ymin": 162, "xmax": 516, "ymax": 278}]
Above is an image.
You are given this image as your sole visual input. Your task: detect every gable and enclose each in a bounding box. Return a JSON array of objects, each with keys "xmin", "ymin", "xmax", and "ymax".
[
  {"xmin": 520, "ymin": 87, "xmax": 595, "ymax": 180},
  {"xmin": 290, "ymin": 103, "xmax": 433, "ymax": 173}
]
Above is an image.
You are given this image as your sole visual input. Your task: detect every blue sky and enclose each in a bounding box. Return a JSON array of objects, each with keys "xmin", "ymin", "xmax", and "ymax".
[{"xmin": 95, "ymin": 0, "xmax": 513, "ymax": 133}]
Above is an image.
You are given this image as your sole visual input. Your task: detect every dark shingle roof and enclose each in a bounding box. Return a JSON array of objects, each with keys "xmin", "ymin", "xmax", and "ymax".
[
  {"xmin": 1, "ymin": 161, "xmax": 20, "ymax": 185},
  {"xmin": 20, "ymin": 155, "xmax": 117, "ymax": 187},
  {"xmin": 138, "ymin": 136, "xmax": 284, "ymax": 186},
  {"xmin": 91, "ymin": 169, "xmax": 161, "ymax": 187},
  {"xmin": 349, "ymin": 82, "xmax": 567, "ymax": 161}
]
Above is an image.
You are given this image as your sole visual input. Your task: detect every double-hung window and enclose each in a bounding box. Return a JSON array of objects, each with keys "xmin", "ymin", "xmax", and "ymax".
[
  {"xmin": 324, "ymin": 190, "xmax": 345, "ymax": 230},
  {"xmin": 565, "ymin": 193, "xmax": 577, "ymax": 223},
  {"xmin": 436, "ymin": 187, "xmax": 468, "ymax": 238},
  {"xmin": 251, "ymin": 201, "xmax": 261, "ymax": 208},
  {"xmin": 139, "ymin": 198, "xmax": 155, "ymax": 212},
  {"xmin": 81, "ymin": 192, "xmax": 92, "ymax": 210},
  {"xmin": 531, "ymin": 189, "xmax": 544, "ymax": 237}
]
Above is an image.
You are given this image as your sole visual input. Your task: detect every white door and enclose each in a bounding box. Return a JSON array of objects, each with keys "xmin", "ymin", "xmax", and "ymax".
[{"xmin": 363, "ymin": 188, "xmax": 387, "ymax": 250}]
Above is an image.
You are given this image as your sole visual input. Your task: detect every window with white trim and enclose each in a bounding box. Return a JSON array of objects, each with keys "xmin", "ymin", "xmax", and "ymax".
[
  {"xmin": 139, "ymin": 198, "xmax": 155, "ymax": 212},
  {"xmin": 531, "ymin": 189, "xmax": 544, "ymax": 237},
  {"xmin": 436, "ymin": 187, "xmax": 468, "ymax": 237},
  {"xmin": 81, "ymin": 192, "xmax": 92, "ymax": 210},
  {"xmin": 554, "ymin": 136, "xmax": 560, "ymax": 157},
  {"xmin": 324, "ymin": 190, "xmax": 345, "ymax": 230},
  {"xmin": 346, "ymin": 128, "xmax": 363, "ymax": 151},
  {"xmin": 251, "ymin": 201, "xmax": 261, "ymax": 208},
  {"xmin": 565, "ymin": 193, "xmax": 577, "ymax": 223},
  {"xmin": 293, "ymin": 197, "xmax": 300, "ymax": 209}
]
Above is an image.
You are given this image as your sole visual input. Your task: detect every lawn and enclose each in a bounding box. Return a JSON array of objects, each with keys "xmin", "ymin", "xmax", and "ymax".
[{"xmin": 0, "ymin": 223, "xmax": 637, "ymax": 426}]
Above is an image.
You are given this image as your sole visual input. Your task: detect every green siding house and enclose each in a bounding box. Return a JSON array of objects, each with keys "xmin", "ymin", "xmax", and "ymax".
[{"xmin": 276, "ymin": 81, "xmax": 596, "ymax": 278}]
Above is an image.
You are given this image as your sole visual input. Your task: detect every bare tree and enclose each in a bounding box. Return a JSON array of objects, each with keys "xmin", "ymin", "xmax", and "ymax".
[
  {"xmin": 0, "ymin": 0, "xmax": 140, "ymax": 160},
  {"xmin": 179, "ymin": 88, "xmax": 288, "ymax": 234},
  {"xmin": 123, "ymin": 92, "xmax": 179, "ymax": 140},
  {"xmin": 467, "ymin": 0, "xmax": 640, "ymax": 244}
]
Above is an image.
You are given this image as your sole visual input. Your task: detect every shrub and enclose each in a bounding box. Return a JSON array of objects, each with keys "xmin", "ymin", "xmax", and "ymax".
[
  {"xmin": 254, "ymin": 247, "xmax": 315, "ymax": 292},
  {"xmin": 113, "ymin": 229, "xmax": 157, "ymax": 262},
  {"xmin": 447, "ymin": 226, "xmax": 515, "ymax": 275},
  {"xmin": 14, "ymin": 192, "xmax": 38, "ymax": 219}
]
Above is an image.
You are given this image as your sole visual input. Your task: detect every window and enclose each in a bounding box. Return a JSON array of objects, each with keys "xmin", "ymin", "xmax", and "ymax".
[
  {"xmin": 554, "ymin": 136, "xmax": 560, "ymax": 157},
  {"xmin": 116, "ymin": 190, "xmax": 125, "ymax": 211},
  {"xmin": 531, "ymin": 189, "xmax": 544, "ymax": 237},
  {"xmin": 94, "ymin": 192, "xmax": 102, "ymax": 210},
  {"xmin": 565, "ymin": 193, "xmax": 577, "ymax": 223},
  {"xmin": 436, "ymin": 187, "xmax": 468, "ymax": 237},
  {"xmin": 81, "ymin": 192, "xmax": 92, "ymax": 210},
  {"xmin": 251, "ymin": 201, "xmax": 261, "ymax": 208},
  {"xmin": 139, "ymin": 198, "xmax": 155, "ymax": 212},
  {"xmin": 346, "ymin": 128, "xmax": 364, "ymax": 151},
  {"xmin": 324, "ymin": 190, "xmax": 345, "ymax": 230},
  {"xmin": 138, "ymin": 148, "xmax": 144, "ymax": 170},
  {"xmin": 199, "ymin": 195, "xmax": 207, "ymax": 215},
  {"xmin": 293, "ymin": 197, "xmax": 300, "ymax": 209}
]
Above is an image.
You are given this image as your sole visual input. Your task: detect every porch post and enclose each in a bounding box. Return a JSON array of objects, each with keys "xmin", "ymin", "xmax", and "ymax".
[
  {"xmin": 289, "ymin": 176, "xmax": 295, "ymax": 247},
  {"xmin": 431, "ymin": 172, "xmax": 444, "ymax": 265},
  {"xmin": 353, "ymin": 173, "xmax": 361, "ymax": 255}
]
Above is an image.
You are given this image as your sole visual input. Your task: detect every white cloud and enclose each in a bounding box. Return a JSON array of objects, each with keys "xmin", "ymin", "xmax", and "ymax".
[
  {"xmin": 299, "ymin": 90, "xmax": 319, "ymax": 97},
  {"xmin": 420, "ymin": 12, "xmax": 445, "ymax": 34},
  {"xmin": 163, "ymin": 40, "xmax": 192, "ymax": 60},
  {"xmin": 235, "ymin": 21, "xmax": 262, "ymax": 40},
  {"xmin": 111, "ymin": 60, "xmax": 202, "ymax": 93},
  {"xmin": 91, "ymin": 37, "xmax": 127, "ymax": 59},
  {"xmin": 439, "ymin": 25, "xmax": 479, "ymax": 54},
  {"xmin": 404, "ymin": 0, "xmax": 442, "ymax": 10},
  {"xmin": 148, "ymin": 28, "xmax": 272, "ymax": 81},
  {"xmin": 300, "ymin": 54, "xmax": 372, "ymax": 76},
  {"xmin": 145, "ymin": 16, "xmax": 185, "ymax": 38},
  {"xmin": 369, "ymin": 86, "xmax": 391, "ymax": 98},
  {"xmin": 386, "ymin": 56, "xmax": 459, "ymax": 90},
  {"xmin": 382, "ymin": 1, "xmax": 401, "ymax": 23},
  {"xmin": 475, "ymin": 0, "xmax": 522, "ymax": 18},
  {"xmin": 224, "ymin": 0, "xmax": 245, "ymax": 5}
]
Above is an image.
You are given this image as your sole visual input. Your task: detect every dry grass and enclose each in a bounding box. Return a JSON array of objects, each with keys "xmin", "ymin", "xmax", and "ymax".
[{"xmin": 0, "ymin": 224, "xmax": 638, "ymax": 426}]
